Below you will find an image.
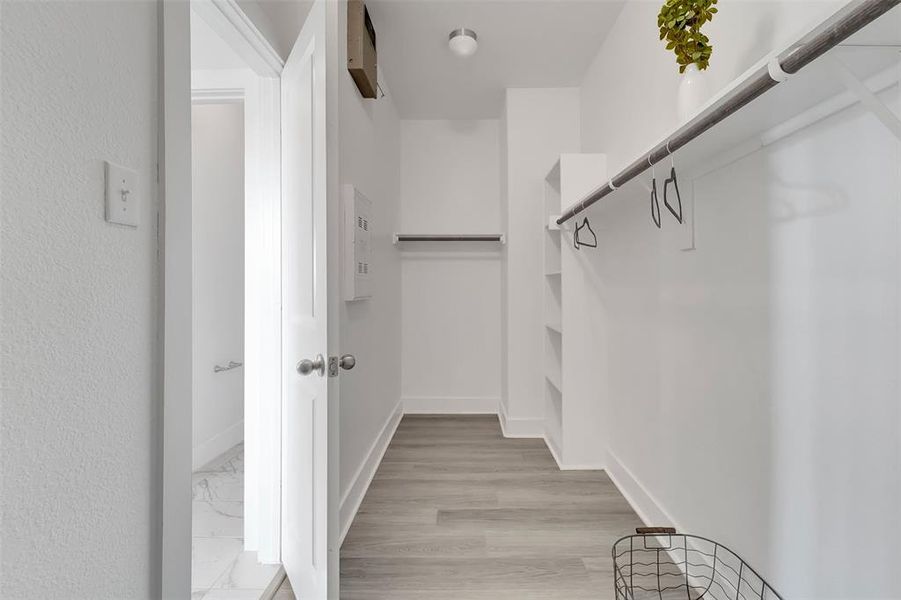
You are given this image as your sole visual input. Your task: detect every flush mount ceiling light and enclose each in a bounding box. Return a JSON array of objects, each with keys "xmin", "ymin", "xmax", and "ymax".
[{"xmin": 448, "ymin": 28, "xmax": 478, "ymax": 57}]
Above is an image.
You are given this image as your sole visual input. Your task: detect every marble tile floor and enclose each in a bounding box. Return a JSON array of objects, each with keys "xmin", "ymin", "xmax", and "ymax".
[{"xmin": 192, "ymin": 443, "xmax": 282, "ymax": 600}]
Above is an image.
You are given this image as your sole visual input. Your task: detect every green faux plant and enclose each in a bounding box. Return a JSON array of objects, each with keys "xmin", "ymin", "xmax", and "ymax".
[{"xmin": 658, "ymin": 0, "xmax": 718, "ymax": 73}]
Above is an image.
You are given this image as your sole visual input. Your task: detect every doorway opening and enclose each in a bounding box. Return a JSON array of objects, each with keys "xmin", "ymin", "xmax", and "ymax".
[
  {"xmin": 189, "ymin": 5, "xmax": 284, "ymax": 597},
  {"xmin": 163, "ymin": 2, "xmax": 333, "ymax": 596}
]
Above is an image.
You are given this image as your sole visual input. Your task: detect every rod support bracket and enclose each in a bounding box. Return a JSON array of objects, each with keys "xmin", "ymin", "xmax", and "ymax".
[{"xmin": 767, "ymin": 57, "xmax": 791, "ymax": 83}]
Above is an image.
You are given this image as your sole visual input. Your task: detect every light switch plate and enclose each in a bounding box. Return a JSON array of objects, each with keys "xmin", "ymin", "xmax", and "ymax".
[{"xmin": 105, "ymin": 161, "xmax": 139, "ymax": 228}]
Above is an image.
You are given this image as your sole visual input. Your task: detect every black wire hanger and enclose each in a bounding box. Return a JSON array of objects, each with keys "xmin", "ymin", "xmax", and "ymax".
[
  {"xmin": 649, "ymin": 157, "xmax": 661, "ymax": 229},
  {"xmin": 663, "ymin": 151, "xmax": 683, "ymax": 224},
  {"xmin": 574, "ymin": 217, "xmax": 597, "ymax": 250}
]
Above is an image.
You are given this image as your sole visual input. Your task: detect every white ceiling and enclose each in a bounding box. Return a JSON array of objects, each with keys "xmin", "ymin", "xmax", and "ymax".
[
  {"xmin": 246, "ymin": 0, "xmax": 315, "ymax": 60},
  {"xmin": 367, "ymin": 0, "xmax": 626, "ymax": 119}
]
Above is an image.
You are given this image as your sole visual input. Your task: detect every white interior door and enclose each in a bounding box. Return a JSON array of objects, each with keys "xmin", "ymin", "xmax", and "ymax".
[{"xmin": 280, "ymin": 2, "xmax": 329, "ymax": 597}]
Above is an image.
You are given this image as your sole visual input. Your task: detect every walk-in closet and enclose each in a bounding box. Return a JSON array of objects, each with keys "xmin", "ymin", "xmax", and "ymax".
[
  {"xmin": 4, "ymin": 0, "xmax": 901, "ymax": 598},
  {"xmin": 334, "ymin": 1, "xmax": 901, "ymax": 598}
]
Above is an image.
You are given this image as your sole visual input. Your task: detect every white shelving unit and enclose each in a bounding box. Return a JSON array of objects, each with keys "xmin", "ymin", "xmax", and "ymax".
[
  {"xmin": 542, "ymin": 162, "xmax": 564, "ymax": 460},
  {"xmin": 542, "ymin": 154, "xmax": 608, "ymax": 469}
]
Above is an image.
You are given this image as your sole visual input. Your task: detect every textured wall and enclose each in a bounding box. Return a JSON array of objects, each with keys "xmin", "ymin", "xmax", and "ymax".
[{"xmin": 1, "ymin": 2, "xmax": 160, "ymax": 598}]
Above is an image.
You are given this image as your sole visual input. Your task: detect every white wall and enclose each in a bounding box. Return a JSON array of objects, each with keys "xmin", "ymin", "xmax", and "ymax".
[
  {"xmin": 334, "ymin": 1, "xmax": 405, "ymax": 530},
  {"xmin": 502, "ymin": 89, "xmax": 580, "ymax": 427},
  {"xmin": 0, "ymin": 1, "xmax": 161, "ymax": 598},
  {"xmin": 578, "ymin": 2, "xmax": 901, "ymax": 597},
  {"xmin": 399, "ymin": 120, "xmax": 502, "ymax": 413},
  {"xmin": 191, "ymin": 102, "xmax": 245, "ymax": 470},
  {"xmin": 400, "ymin": 120, "xmax": 501, "ymax": 233},
  {"xmin": 580, "ymin": 0, "xmax": 844, "ymax": 173}
]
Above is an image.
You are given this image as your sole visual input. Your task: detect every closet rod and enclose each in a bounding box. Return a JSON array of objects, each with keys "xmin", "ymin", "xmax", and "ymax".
[
  {"xmin": 394, "ymin": 234, "xmax": 505, "ymax": 242},
  {"xmin": 557, "ymin": 0, "xmax": 900, "ymax": 226}
]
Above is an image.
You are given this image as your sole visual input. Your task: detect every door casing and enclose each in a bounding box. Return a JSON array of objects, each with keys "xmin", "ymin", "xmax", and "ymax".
[{"xmin": 160, "ymin": 0, "xmax": 339, "ymax": 595}]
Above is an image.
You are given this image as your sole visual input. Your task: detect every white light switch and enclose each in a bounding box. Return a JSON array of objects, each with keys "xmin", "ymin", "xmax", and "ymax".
[{"xmin": 105, "ymin": 161, "xmax": 139, "ymax": 228}]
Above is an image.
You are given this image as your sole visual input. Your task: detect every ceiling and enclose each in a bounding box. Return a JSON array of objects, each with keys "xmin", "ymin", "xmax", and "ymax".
[{"xmin": 367, "ymin": 0, "xmax": 626, "ymax": 119}]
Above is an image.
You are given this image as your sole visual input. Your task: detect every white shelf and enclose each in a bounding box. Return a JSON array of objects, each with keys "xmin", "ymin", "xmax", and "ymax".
[
  {"xmin": 558, "ymin": 7, "xmax": 901, "ymax": 222},
  {"xmin": 676, "ymin": 45, "xmax": 899, "ymax": 180},
  {"xmin": 545, "ymin": 321, "xmax": 563, "ymax": 335},
  {"xmin": 545, "ymin": 269, "xmax": 561, "ymax": 277}
]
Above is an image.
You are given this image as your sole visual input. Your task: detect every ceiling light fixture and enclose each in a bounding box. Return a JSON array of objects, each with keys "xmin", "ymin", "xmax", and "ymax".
[{"xmin": 448, "ymin": 28, "xmax": 478, "ymax": 57}]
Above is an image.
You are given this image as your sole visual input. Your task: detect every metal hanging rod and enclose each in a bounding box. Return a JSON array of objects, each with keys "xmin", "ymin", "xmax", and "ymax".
[
  {"xmin": 557, "ymin": 0, "xmax": 900, "ymax": 226},
  {"xmin": 394, "ymin": 233, "xmax": 505, "ymax": 243}
]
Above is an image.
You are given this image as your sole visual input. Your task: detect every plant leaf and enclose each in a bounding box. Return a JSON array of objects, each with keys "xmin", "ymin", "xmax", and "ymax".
[{"xmin": 659, "ymin": 0, "xmax": 717, "ymax": 74}]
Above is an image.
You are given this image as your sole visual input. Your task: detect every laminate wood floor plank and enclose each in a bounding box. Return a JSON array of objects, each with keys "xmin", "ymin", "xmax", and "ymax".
[
  {"xmin": 374, "ymin": 462, "xmax": 609, "ymax": 478},
  {"xmin": 349, "ymin": 507, "xmax": 439, "ymax": 527},
  {"xmin": 341, "ymin": 526, "xmax": 488, "ymax": 558},
  {"xmin": 341, "ymin": 556, "xmax": 594, "ymax": 591},
  {"xmin": 335, "ymin": 415, "xmax": 642, "ymax": 599},
  {"xmin": 339, "ymin": 591, "xmax": 603, "ymax": 600},
  {"xmin": 436, "ymin": 508, "xmax": 641, "ymax": 532},
  {"xmin": 484, "ymin": 529, "xmax": 628, "ymax": 558}
]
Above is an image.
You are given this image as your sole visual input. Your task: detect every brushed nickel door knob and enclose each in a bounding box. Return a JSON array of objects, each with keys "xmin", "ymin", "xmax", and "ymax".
[
  {"xmin": 339, "ymin": 354, "xmax": 356, "ymax": 370},
  {"xmin": 296, "ymin": 354, "xmax": 325, "ymax": 377}
]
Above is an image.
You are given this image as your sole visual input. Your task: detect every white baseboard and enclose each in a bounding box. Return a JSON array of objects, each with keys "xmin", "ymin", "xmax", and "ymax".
[
  {"xmin": 554, "ymin": 450, "xmax": 607, "ymax": 471},
  {"xmin": 605, "ymin": 450, "xmax": 681, "ymax": 530},
  {"xmin": 540, "ymin": 423, "xmax": 604, "ymax": 471},
  {"xmin": 402, "ymin": 396, "xmax": 499, "ymax": 414},
  {"xmin": 556, "ymin": 457, "xmax": 606, "ymax": 470},
  {"xmin": 543, "ymin": 433, "xmax": 564, "ymax": 469},
  {"xmin": 338, "ymin": 401, "xmax": 403, "ymax": 544},
  {"xmin": 193, "ymin": 420, "xmax": 244, "ymax": 471},
  {"xmin": 497, "ymin": 403, "xmax": 544, "ymax": 438}
]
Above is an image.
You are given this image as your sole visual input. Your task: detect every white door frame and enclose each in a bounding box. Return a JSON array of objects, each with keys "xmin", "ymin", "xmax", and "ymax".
[
  {"xmin": 190, "ymin": 65, "xmax": 282, "ymax": 562},
  {"xmin": 161, "ymin": 0, "xmax": 284, "ymax": 594},
  {"xmin": 160, "ymin": 3, "xmax": 193, "ymax": 595}
]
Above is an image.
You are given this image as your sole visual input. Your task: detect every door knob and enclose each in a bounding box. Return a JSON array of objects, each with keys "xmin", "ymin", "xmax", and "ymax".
[
  {"xmin": 327, "ymin": 354, "xmax": 356, "ymax": 377},
  {"xmin": 296, "ymin": 354, "xmax": 325, "ymax": 377}
]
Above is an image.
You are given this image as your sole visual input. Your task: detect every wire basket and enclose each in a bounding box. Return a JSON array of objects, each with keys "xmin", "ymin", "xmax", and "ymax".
[{"xmin": 613, "ymin": 528, "xmax": 783, "ymax": 600}]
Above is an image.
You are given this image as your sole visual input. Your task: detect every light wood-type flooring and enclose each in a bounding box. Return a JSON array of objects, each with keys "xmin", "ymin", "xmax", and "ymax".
[{"xmin": 334, "ymin": 414, "xmax": 643, "ymax": 599}]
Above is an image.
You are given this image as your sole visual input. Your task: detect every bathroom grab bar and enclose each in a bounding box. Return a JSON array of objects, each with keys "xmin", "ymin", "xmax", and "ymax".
[{"xmin": 214, "ymin": 361, "xmax": 243, "ymax": 373}]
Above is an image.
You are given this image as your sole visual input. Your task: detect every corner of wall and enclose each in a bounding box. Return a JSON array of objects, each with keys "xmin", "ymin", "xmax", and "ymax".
[{"xmin": 497, "ymin": 401, "xmax": 544, "ymax": 438}]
